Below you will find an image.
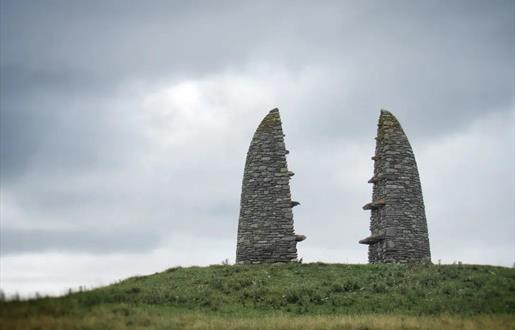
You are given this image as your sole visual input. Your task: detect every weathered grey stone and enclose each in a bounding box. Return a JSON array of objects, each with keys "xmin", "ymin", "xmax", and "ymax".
[
  {"xmin": 236, "ymin": 108, "xmax": 305, "ymax": 264},
  {"xmin": 360, "ymin": 110, "xmax": 431, "ymax": 263}
]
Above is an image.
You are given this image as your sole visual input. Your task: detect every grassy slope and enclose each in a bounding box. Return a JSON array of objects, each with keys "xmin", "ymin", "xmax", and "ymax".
[{"xmin": 1, "ymin": 263, "xmax": 515, "ymax": 329}]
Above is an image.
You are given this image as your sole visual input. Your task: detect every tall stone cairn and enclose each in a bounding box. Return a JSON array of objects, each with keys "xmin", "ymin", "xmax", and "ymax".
[
  {"xmin": 236, "ymin": 108, "xmax": 305, "ymax": 264},
  {"xmin": 360, "ymin": 110, "xmax": 431, "ymax": 263}
]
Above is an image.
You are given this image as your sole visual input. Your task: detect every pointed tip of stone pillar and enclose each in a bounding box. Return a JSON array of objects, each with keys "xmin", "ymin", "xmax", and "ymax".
[
  {"xmin": 380, "ymin": 108, "xmax": 391, "ymax": 115},
  {"xmin": 378, "ymin": 109, "xmax": 402, "ymax": 131},
  {"xmin": 379, "ymin": 109, "xmax": 396, "ymax": 119},
  {"xmin": 257, "ymin": 108, "xmax": 282, "ymax": 133}
]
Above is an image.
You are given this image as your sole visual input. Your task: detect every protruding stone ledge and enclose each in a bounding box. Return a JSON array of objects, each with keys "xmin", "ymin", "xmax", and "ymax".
[
  {"xmin": 367, "ymin": 174, "xmax": 395, "ymax": 184},
  {"xmin": 359, "ymin": 231, "xmax": 385, "ymax": 245},
  {"xmin": 371, "ymin": 156, "xmax": 381, "ymax": 161},
  {"xmin": 362, "ymin": 198, "xmax": 385, "ymax": 210},
  {"xmin": 291, "ymin": 201, "xmax": 300, "ymax": 207},
  {"xmin": 295, "ymin": 234, "xmax": 306, "ymax": 242},
  {"xmin": 287, "ymin": 171, "xmax": 295, "ymax": 177}
]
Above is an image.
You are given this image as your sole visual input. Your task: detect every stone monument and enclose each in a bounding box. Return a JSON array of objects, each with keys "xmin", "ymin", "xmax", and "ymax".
[
  {"xmin": 236, "ymin": 108, "xmax": 305, "ymax": 263},
  {"xmin": 360, "ymin": 110, "xmax": 431, "ymax": 263}
]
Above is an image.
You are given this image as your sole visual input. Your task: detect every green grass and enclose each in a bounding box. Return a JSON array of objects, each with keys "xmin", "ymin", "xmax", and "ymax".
[{"xmin": 1, "ymin": 263, "xmax": 514, "ymax": 329}]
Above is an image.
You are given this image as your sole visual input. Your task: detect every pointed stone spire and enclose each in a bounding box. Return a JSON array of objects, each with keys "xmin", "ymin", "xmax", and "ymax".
[
  {"xmin": 236, "ymin": 108, "xmax": 304, "ymax": 263},
  {"xmin": 360, "ymin": 110, "xmax": 431, "ymax": 263}
]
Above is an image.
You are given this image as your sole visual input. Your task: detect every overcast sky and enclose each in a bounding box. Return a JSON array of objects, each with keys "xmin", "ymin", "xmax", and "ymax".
[{"xmin": 1, "ymin": 0, "xmax": 514, "ymax": 297}]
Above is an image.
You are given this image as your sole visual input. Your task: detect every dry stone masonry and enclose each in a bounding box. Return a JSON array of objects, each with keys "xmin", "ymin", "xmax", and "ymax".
[
  {"xmin": 236, "ymin": 108, "xmax": 305, "ymax": 264},
  {"xmin": 360, "ymin": 110, "xmax": 431, "ymax": 263}
]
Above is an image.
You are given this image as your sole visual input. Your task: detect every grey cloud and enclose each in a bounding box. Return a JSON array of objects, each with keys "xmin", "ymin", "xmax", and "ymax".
[
  {"xmin": 0, "ymin": 93, "xmax": 143, "ymax": 183},
  {"xmin": 1, "ymin": 227, "xmax": 160, "ymax": 255}
]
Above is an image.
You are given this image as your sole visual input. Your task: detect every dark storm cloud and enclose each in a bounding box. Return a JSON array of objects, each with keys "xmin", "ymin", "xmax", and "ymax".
[{"xmin": 0, "ymin": 0, "xmax": 513, "ymax": 264}]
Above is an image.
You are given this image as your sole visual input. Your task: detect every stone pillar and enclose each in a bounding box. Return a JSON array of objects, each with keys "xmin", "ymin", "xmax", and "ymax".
[
  {"xmin": 360, "ymin": 110, "xmax": 431, "ymax": 263},
  {"xmin": 236, "ymin": 108, "xmax": 304, "ymax": 264}
]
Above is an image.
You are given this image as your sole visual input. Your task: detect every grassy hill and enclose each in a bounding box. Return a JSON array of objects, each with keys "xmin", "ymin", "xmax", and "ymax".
[{"xmin": 1, "ymin": 263, "xmax": 514, "ymax": 329}]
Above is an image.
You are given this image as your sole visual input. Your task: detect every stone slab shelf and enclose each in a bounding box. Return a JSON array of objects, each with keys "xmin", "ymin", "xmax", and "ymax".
[
  {"xmin": 368, "ymin": 173, "xmax": 395, "ymax": 184},
  {"xmin": 362, "ymin": 198, "xmax": 385, "ymax": 210},
  {"xmin": 291, "ymin": 201, "xmax": 300, "ymax": 207},
  {"xmin": 295, "ymin": 234, "xmax": 306, "ymax": 242},
  {"xmin": 359, "ymin": 232, "xmax": 385, "ymax": 245}
]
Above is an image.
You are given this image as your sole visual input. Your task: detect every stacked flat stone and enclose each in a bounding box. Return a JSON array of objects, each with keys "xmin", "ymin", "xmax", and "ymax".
[
  {"xmin": 360, "ymin": 110, "xmax": 431, "ymax": 263},
  {"xmin": 236, "ymin": 108, "xmax": 304, "ymax": 264}
]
